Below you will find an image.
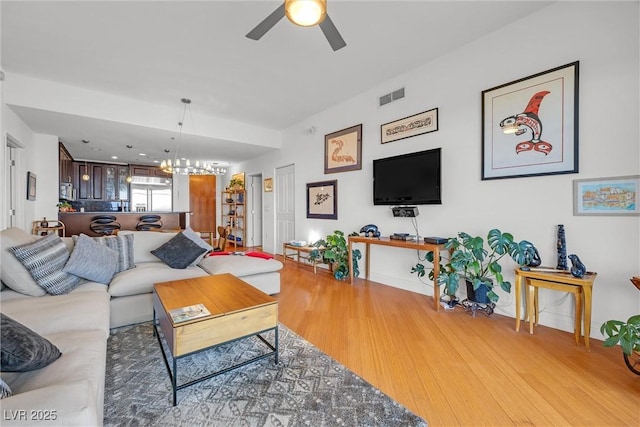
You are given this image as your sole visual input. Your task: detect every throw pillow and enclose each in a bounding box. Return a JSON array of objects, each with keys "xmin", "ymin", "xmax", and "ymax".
[
  {"xmin": 0, "ymin": 313, "xmax": 62, "ymax": 372},
  {"xmin": 73, "ymin": 233, "xmax": 135, "ymax": 273},
  {"xmin": 182, "ymin": 227, "xmax": 214, "ymax": 265},
  {"xmin": 151, "ymin": 232, "xmax": 207, "ymax": 269},
  {"xmin": 9, "ymin": 233, "xmax": 83, "ymax": 295},
  {"xmin": 0, "ymin": 378, "xmax": 12, "ymax": 399},
  {"xmin": 0, "ymin": 227, "xmax": 47, "ymax": 296},
  {"xmin": 63, "ymin": 234, "xmax": 118, "ymax": 284},
  {"xmin": 245, "ymin": 251, "xmax": 274, "ymax": 260}
]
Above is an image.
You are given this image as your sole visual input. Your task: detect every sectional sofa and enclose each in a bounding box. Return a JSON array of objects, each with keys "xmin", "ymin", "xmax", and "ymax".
[{"xmin": 0, "ymin": 226, "xmax": 282, "ymax": 426}]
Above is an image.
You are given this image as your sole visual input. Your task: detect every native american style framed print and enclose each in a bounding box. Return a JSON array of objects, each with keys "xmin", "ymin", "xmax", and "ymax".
[
  {"xmin": 573, "ymin": 175, "xmax": 639, "ymax": 216},
  {"xmin": 324, "ymin": 124, "xmax": 362, "ymax": 174},
  {"xmin": 307, "ymin": 180, "xmax": 338, "ymax": 220},
  {"xmin": 381, "ymin": 108, "xmax": 438, "ymax": 144},
  {"xmin": 481, "ymin": 61, "xmax": 579, "ymax": 180}
]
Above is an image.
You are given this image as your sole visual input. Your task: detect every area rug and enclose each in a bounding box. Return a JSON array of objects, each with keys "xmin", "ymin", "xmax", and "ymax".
[{"xmin": 104, "ymin": 322, "xmax": 427, "ymax": 427}]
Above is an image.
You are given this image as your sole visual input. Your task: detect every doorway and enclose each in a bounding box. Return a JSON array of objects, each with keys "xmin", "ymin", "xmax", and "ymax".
[
  {"xmin": 189, "ymin": 175, "xmax": 216, "ymax": 240},
  {"xmin": 275, "ymin": 164, "xmax": 295, "ymax": 254},
  {"xmin": 247, "ymin": 173, "xmax": 263, "ymax": 248}
]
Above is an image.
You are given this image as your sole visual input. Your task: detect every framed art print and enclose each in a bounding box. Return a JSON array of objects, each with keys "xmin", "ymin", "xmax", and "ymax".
[
  {"xmin": 324, "ymin": 124, "xmax": 362, "ymax": 174},
  {"xmin": 381, "ymin": 108, "xmax": 438, "ymax": 144},
  {"xmin": 481, "ymin": 61, "xmax": 579, "ymax": 180},
  {"xmin": 573, "ymin": 175, "xmax": 639, "ymax": 216},
  {"xmin": 27, "ymin": 172, "xmax": 36, "ymax": 201},
  {"xmin": 307, "ymin": 180, "xmax": 337, "ymax": 220},
  {"xmin": 263, "ymin": 177, "xmax": 273, "ymax": 192}
]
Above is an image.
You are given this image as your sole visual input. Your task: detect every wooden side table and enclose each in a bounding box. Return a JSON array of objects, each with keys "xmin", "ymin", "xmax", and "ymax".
[
  {"xmin": 32, "ymin": 220, "xmax": 66, "ymax": 237},
  {"xmin": 282, "ymin": 243, "xmax": 331, "ymax": 274},
  {"xmin": 514, "ymin": 268, "xmax": 597, "ymax": 351}
]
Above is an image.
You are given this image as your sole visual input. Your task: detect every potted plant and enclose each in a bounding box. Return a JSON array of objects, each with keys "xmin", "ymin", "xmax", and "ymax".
[
  {"xmin": 600, "ymin": 277, "xmax": 640, "ymax": 375},
  {"xmin": 411, "ymin": 229, "xmax": 537, "ymax": 304},
  {"xmin": 310, "ymin": 230, "xmax": 361, "ymax": 280}
]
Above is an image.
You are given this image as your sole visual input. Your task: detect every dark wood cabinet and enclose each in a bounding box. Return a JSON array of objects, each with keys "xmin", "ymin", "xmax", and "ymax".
[
  {"xmin": 73, "ymin": 162, "xmax": 105, "ymax": 200},
  {"xmin": 59, "ymin": 142, "xmax": 74, "ymax": 184},
  {"xmin": 130, "ymin": 164, "xmax": 171, "ymax": 178}
]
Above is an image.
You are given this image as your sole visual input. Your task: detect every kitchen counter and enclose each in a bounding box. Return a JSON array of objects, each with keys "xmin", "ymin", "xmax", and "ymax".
[{"xmin": 59, "ymin": 212, "xmax": 188, "ymax": 236}]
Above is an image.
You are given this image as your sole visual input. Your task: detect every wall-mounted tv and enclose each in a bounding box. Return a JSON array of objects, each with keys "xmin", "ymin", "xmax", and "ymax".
[{"xmin": 373, "ymin": 148, "xmax": 441, "ymax": 205}]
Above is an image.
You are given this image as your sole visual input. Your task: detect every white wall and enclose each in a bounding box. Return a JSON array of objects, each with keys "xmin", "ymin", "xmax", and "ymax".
[{"xmin": 237, "ymin": 2, "xmax": 640, "ymax": 339}]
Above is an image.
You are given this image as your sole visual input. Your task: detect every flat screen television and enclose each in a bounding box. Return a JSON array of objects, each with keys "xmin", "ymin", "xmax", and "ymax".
[{"xmin": 373, "ymin": 148, "xmax": 441, "ymax": 205}]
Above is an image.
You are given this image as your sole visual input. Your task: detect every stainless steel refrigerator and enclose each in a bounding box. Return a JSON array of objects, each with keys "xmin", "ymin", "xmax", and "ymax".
[{"xmin": 129, "ymin": 176, "xmax": 173, "ymax": 212}]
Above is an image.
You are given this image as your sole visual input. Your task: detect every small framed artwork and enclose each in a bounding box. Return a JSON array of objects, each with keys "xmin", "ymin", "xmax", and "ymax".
[
  {"xmin": 263, "ymin": 177, "xmax": 273, "ymax": 192},
  {"xmin": 324, "ymin": 124, "xmax": 362, "ymax": 174},
  {"xmin": 231, "ymin": 172, "xmax": 245, "ymax": 186},
  {"xmin": 381, "ymin": 108, "xmax": 438, "ymax": 144},
  {"xmin": 307, "ymin": 180, "xmax": 338, "ymax": 220},
  {"xmin": 573, "ymin": 175, "xmax": 639, "ymax": 216},
  {"xmin": 27, "ymin": 172, "xmax": 36, "ymax": 201},
  {"xmin": 481, "ymin": 61, "xmax": 579, "ymax": 180}
]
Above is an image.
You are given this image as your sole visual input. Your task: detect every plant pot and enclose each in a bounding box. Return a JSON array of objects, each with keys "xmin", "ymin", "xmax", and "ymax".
[{"xmin": 465, "ymin": 280, "xmax": 490, "ymax": 304}]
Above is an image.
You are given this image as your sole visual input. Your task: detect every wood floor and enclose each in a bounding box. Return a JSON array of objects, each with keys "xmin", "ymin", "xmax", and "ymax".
[{"xmin": 273, "ymin": 257, "xmax": 640, "ymax": 426}]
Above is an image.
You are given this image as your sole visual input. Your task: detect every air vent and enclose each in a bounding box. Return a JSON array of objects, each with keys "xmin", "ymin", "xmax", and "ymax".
[
  {"xmin": 378, "ymin": 87, "xmax": 405, "ymax": 107},
  {"xmin": 379, "ymin": 93, "xmax": 392, "ymax": 106}
]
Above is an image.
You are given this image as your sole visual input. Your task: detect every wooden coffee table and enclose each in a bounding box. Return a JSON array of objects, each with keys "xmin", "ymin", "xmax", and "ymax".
[{"xmin": 152, "ymin": 273, "xmax": 278, "ymax": 405}]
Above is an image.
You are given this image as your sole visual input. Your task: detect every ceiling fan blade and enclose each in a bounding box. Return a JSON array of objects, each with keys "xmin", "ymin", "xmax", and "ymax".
[
  {"xmin": 319, "ymin": 14, "xmax": 346, "ymax": 51},
  {"xmin": 246, "ymin": 4, "xmax": 286, "ymax": 41}
]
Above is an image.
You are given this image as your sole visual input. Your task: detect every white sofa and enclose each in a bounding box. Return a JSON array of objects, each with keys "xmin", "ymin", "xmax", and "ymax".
[
  {"xmin": 0, "ymin": 227, "xmax": 282, "ymax": 425},
  {"xmin": 1, "ymin": 229, "xmax": 283, "ymax": 328}
]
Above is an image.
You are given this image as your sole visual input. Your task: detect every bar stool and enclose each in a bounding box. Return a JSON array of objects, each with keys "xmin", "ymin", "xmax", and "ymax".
[
  {"xmin": 136, "ymin": 215, "xmax": 163, "ymax": 231},
  {"xmin": 90, "ymin": 215, "xmax": 121, "ymax": 235}
]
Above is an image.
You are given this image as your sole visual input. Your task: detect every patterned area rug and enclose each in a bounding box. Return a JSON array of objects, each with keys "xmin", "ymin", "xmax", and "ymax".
[{"xmin": 104, "ymin": 322, "xmax": 427, "ymax": 427}]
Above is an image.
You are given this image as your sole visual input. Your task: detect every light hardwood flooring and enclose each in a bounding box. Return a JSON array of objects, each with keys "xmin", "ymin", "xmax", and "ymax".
[{"xmin": 273, "ymin": 256, "xmax": 640, "ymax": 426}]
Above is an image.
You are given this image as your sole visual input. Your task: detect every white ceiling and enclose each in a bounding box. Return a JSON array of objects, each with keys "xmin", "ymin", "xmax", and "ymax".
[{"xmin": 1, "ymin": 0, "xmax": 552, "ymax": 166}]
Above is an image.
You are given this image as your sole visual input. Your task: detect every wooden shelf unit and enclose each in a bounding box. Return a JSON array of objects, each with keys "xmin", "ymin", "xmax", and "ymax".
[{"xmin": 221, "ymin": 189, "xmax": 245, "ymax": 248}]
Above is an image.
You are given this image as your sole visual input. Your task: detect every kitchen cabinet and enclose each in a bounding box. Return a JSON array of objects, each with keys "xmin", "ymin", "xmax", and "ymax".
[
  {"xmin": 104, "ymin": 165, "xmax": 130, "ymax": 200},
  {"xmin": 58, "ymin": 142, "xmax": 74, "ymax": 184},
  {"xmin": 130, "ymin": 164, "xmax": 171, "ymax": 178},
  {"xmin": 73, "ymin": 162, "xmax": 104, "ymax": 200}
]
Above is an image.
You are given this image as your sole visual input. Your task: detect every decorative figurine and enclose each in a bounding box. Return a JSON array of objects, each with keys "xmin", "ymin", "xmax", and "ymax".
[
  {"xmin": 522, "ymin": 241, "xmax": 542, "ymax": 267},
  {"xmin": 556, "ymin": 224, "xmax": 568, "ymax": 270},
  {"xmin": 569, "ymin": 254, "xmax": 587, "ymax": 278},
  {"xmin": 359, "ymin": 224, "xmax": 381, "ymax": 238}
]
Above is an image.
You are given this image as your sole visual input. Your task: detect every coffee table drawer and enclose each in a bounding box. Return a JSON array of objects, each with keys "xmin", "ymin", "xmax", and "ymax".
[{"xmin": 173, "ymin": 303, "xmax": 277, "ymax": 356}]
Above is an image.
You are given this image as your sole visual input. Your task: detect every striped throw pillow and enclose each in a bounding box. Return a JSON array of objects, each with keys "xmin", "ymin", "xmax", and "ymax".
[
  {"xmin": 9, "ymin": 233, "xmax": 83, "ymax": 295},
  {"xmin": 74, "ymin": 233, "xmax": 135, "ymax": 273}
]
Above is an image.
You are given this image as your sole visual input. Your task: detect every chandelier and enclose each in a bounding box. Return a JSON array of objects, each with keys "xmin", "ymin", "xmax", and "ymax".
[{"xmin": 160, "ymin": 98, "xmax": 227, "ymax": 176}]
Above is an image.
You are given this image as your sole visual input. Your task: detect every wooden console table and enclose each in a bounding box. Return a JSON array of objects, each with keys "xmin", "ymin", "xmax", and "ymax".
[
  {"xmin": 347, "ymin": 236, "xmax": 447, "ymax": 311},
  {"xmin": 514, "ymin": 268, "xmax": 597, "ymax": 351}
]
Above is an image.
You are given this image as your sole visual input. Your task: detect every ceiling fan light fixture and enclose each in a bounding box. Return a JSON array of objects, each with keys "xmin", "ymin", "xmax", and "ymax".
[{"xmin": 285, "ymin": 0, "xmax": 326, "ymax": 27}]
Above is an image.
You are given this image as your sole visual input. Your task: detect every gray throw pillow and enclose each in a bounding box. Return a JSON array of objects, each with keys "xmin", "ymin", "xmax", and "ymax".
[
  {"xmin": 9, "ymin": 233, "xmax": 83, "ymax": 295},
  {"xmin": 151, "ymin": 232, "xmax": 207, "ymax": 269},
  {"xmin": 64, "ymin": 234, "xmax": 118, "ymax": 284},
  {"xmin": 0, "ymin": 313, "xmax": 62, "ymax": 372},
  {"xmin": 182, "ymin": 226, "xmax": 213, "ymax": 266},
  {"xmin": 74, "ymin": 233, "xmax": 135, "ymax": 273}
]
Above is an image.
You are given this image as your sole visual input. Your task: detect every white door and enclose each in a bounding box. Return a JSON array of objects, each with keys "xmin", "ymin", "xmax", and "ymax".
[
  {"xmin": 247, "ymin": 174, "xmax": 263, "ymax": 247},
  {"xmin": 275, "ymin": 164, "xmax": 295, "ymax": 254}
]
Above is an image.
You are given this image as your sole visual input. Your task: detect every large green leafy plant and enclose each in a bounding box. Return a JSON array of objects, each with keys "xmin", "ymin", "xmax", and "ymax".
[
  {"xmin": 311, "ymin": 230, "xmax": 361, "ymax": 280},
  {"xmin": 600, "ymin": 315, "xmax": 640, "ymax": 356},
  {"xmin": 411, "ymin": 229, "xmax": 537, "ymax": 303}
]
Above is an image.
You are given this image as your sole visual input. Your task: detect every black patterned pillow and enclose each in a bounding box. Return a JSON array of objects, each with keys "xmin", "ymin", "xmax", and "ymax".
[
  {"xmin": 0, "ymin": 313, "xmax": 61, "ymax": 372},
  {"xmin": 64, "ymin": 234, "xmax": 118, "ymax": 284},
  {"xmin": 74, "ymin": 233, "xmax": 135, "ymax": 273},
  {"xmin": 9, "ymin": 233, "xmax": 83, "ymax": 295},
  {"xmin": 0, "ymin": 378, "xmax": 12, "ymax": 399},
  {"xmin": 151, "ymin": 232, "xmax": 207, "ymax": 269}
]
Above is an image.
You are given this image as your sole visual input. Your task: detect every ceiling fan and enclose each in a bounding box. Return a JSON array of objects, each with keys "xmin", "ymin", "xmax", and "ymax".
[{"xmin": 246, "ymin": 0, "xmax": 346, "ymax": 51}]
